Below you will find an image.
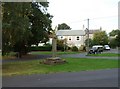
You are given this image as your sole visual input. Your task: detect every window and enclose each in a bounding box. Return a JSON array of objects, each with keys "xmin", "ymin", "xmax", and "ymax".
[
  {"xmin": 69, "ymin": 37, "xmax": 71, "ymax": 40},
  {"xmin": 77, "ymin": 36, "xmax": 79, "ymax": 40},
  {"xmin": 61, "ymin": 36, "xmax": 63, "ymax": 39}
]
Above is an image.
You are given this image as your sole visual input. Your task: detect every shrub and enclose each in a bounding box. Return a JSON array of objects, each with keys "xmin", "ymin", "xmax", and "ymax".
[
  {"xmin": 79, "ymin": 45, "xmax": 86, "ymax": 51},
  {"xmin": 57, "ymin": 39, "xmax": 69, "ymax": 51},
  {"xmin": 71, "ymin": 46, "xmax": 78, "ymax": 51}
]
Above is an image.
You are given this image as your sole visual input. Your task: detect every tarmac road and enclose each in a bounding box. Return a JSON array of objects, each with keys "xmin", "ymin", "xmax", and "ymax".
[
  {"xmin": 2, "ymin": 49, "xmax": 119, "ymax": 63},
  {"xmin": 60, "ymin": 49, "xmax": 119, "ymax": 60},
  {"xmin": 2, "ymin": 68, "xmax": 118, "ymax": 87}
]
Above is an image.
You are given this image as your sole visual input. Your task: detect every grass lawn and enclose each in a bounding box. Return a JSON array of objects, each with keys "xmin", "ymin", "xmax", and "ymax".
[
  {"xmin": 88, "ymin": 53, "xmax": 120, "ymax": 57},
  {"xmin": 2, "ymin": 58, "xmax": 118, "ymax": 76},
  {"xmin": 30, "ymin": 51, "xmax": 80, "ymax": 55}
]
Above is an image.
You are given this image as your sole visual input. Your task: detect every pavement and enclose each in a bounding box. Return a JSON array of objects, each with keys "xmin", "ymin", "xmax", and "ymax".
[{"xmin": 2, "ymin": 68, "xmax": 119, "ymax": 87}]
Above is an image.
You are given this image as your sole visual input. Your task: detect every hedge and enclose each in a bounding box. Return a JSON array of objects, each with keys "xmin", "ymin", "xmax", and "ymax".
[{"xmin": 31, "ymin": 46, "xmax": 52, "ymax": 51}]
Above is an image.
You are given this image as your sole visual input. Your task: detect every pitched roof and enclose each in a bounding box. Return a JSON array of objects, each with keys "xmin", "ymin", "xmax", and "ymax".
[
  {"xmin": 56, "ymin": 30, "xmax": 85, "ymax": 36},
  {"xmin": 89, "ymin": 29, "xmax": 100, "ymax": 34}
]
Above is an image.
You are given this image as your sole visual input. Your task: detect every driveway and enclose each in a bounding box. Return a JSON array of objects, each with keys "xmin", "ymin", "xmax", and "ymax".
[{"xmin": 2, "ymin": 68, "xmax": 118, "ymax": 87}]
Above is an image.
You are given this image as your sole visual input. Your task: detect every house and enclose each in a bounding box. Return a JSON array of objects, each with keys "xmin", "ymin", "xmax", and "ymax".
[
  {"xmin": 86, "ymin": 29, "xmax": 101, "ymax": 39},
  {"xmin": 56, "ymin": 30, "xmax": 86, "ymax": 48},
  {"xmin": 47, "ymin": 28, "xmax": 101, "ymax": 48}
]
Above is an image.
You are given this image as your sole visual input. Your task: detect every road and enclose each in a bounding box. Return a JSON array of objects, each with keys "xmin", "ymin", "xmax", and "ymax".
[
  {"xmin": 2, "ymin": 49, "xmax": 119, "ymax": 63},
  {"xmin": 2, "ymin": 68, "xmax": 118, "ymax": 87},
  {"xmin": 60, "ymin": 49, "xmax": 119, "ymax": 60}
]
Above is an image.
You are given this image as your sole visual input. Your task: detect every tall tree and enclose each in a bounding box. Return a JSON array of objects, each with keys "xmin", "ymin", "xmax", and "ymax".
[
  {"xmin": 58, "ymin": 23, "xmax": 71, "ymax": 30},
  {"xmin": 2, "ymin": 2, "xmax": 32, "ymax": 56},
  {"xmin": 109, "ymin": 29, "xmax": 120, "ymax": 48},
  {"xmin": 115, "ymin": 30, "xmax": 120, "ymax": 47},
  {"xmin": 2, "ymin": 2, "xmax": 52, "ymax": 57},
  {"xmin": 85, "ymin": 38, "xmax": 94, "ymax": 47},
  {"xmin": 109, "ymin": 29, "xmax": 120, "ymax": 36},
  {"xmin": 93, "ymin": 31, "xmax": 108, "ymax": 45},
  {"xmin": 28, "ymin": 2, "xmax": 52, "ymax": 46}
]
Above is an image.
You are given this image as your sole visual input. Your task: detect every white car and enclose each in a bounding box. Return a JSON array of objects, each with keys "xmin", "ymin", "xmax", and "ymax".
[
  {"xmin": 89, "ymin": 45, "xmax": 104, "ymax": 54},
  {"xmin": 104, "ymin": 45, "xmax": 110, "ymax": 50}
]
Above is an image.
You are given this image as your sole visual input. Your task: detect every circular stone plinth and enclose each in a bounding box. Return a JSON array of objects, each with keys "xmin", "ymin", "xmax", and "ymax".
[{"xmin": 41, "ymin": 57, "xmax": 66, "ymax": 65}]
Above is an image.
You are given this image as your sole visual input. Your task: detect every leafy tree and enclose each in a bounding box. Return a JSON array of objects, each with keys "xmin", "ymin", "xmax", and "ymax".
[
  {"xmin": 85, "ymin": 38, "xmax": 94, "ymax": 47},
  {"xmin": 93, "ymin": 31, "xmax": 108, "ymax": 45},
  {"xmin": 109, "ymin": 39, "xmax": 117, "ymax": 48},
  {"xmin": 28, "ymin": 2, "xmax": 52, "ymax": 46},
  {"xmin": 2, "ymin": 2, "xmax": 52, "ymax": 57},
  {"xmin": 2, "ymin": 2, "xmax": 32, "ymax": 56},
  {"xmin": 115, "ymin": 30, "xmax": 120, "ymax": 47},
  {"xmin": 58, "ymin": 23, "xmax": 71, "ymax": 30},
  {"xmin": 109, "ymin": 29, "xmax": 120, "ymax": 48},
  {"xmin": 109, "ymin": 29, "xmax": 120, "ymax": 36}
]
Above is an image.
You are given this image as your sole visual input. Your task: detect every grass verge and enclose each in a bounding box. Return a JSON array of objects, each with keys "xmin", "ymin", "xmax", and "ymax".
[
  {"xmin": 88, "ymin": 53, "xmax": 120, "ymax": 57},
  {"xmin": 2, "ymin": 58, "xmax": 118, "ymax": 76},
  {"xmin": 30, "ymin": 51, "xmax": 80, "ymax": 55}
]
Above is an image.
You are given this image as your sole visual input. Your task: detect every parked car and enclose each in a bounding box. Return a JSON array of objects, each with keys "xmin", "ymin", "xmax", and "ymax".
[
  {"xmin": 104, "ymin": 45, "xmax": 110, "ymax": 50},
  {"xmin": 89, "ymin": 45, "xmax": 104, "ymax": 54}
]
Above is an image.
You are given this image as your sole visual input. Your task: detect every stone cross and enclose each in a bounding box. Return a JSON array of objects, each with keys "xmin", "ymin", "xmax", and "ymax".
[{"xmin": 52, "ymin": 26, "xmax": 57, "ymax": 58}]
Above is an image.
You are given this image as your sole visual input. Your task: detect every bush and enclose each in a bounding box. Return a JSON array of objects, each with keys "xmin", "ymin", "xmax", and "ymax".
[
  {"xmin": 79, "ymin": 45, "xmax": 86, "ymax": 51},
  {"xmin": 71, "ymin": 46, "xmax": 78, "ymax": 51},
  {"xmin": 57, "ymin": 39, "xmax": 64, "ymax": 51},
  {"xmin": 57, "ymin": 39, "xmax": 70, "ymax": 51}
]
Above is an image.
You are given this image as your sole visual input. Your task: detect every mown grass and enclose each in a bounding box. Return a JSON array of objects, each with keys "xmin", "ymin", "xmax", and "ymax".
[
  {"xmin": 2, "ymin": 58, "xmax": 118, "ymax": 76},
  {"xmin": 88, "ymin": 53, "xmax": 120, "ymax": 57},
  {"xmin": 30, "ymin": 51, "xmax": 80, "ymax": 55}
]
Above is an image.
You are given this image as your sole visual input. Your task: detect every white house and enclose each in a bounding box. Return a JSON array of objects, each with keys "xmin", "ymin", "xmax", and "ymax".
[
  {"xmin": 48, "ymin": 28, "xmax": 101, "ymax": 48},
  {"xmin": 56, "ymin": 30, "xmax": 85, "ymax": 48},
  {"xmin": 87, "ymin": 29, "xmax": 101, "ymax": 39}
]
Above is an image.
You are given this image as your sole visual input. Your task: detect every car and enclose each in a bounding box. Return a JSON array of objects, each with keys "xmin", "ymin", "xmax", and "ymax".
[
  {"xmin": 104, "ymin": 45, "xmax": 110, "ymax": 50},
  {"xmin": 89, "ymin": 45, "xmax": 104, "ymax": 54}
]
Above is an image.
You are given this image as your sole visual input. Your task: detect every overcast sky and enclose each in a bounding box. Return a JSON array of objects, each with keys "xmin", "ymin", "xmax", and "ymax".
[{"xmin": 47, "ymin": 0, "xmax": 119, "ymax": 33}]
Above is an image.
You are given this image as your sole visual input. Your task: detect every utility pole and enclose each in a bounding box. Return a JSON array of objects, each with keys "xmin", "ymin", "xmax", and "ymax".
[
  {"xmin": 0, "ymin": 2, "xmax": 2, "ymax": 89},
  {"xmin": 86, "ymin": 19, "xmax": 89, "ymax": 55}
]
